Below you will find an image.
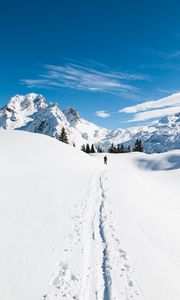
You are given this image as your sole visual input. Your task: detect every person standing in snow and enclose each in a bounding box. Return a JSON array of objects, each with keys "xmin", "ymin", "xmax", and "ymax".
[{"xmin": 104, "ymin": 155, "xmax": 108, "ymax": 165}]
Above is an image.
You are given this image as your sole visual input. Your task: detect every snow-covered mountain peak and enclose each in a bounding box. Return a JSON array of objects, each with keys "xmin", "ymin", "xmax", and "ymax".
[
  {"xmin": 158, "ymin": 112, "xmax": 180, "ymax": 125},
  {"xmin": 0, "ymin": 93, "xmax": 48, "ymax": 130},
  {"xmin": 7, "ymin": 93, "xmax": 47, "ymax": 113},
  {"xmin": 20, "ymin": 103, "xmax": 70, "ymax": 139},
  {"xmin": 63, "ymin": 108, "xmax": 81, "ymax": 126}
]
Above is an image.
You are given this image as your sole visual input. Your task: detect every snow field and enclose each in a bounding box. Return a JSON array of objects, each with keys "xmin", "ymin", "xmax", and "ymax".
[{"xmin": 0, "ymin": 130, "xmax": 180, "ymax": 300}]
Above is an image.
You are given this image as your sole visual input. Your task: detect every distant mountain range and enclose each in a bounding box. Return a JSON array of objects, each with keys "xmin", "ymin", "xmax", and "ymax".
[{"xmin": 0, "ymin": 93, "xmax": 180, "ymax": 153}]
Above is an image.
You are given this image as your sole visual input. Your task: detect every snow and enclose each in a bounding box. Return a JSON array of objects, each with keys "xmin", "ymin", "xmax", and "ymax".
[
  {"xmin": 102, "ymin": 152, "xmax": 180, "ymax": 299},
  {"xmin": 0, "ymin": 130, "xmax": 99, "ymax": 300},
  {"xmin": 0, "ymin": 93, "xmax": 180, "ymax": 153},
  {"xmin": 0, "ymin": 130, "xmax": 180, "ymax": 300}
]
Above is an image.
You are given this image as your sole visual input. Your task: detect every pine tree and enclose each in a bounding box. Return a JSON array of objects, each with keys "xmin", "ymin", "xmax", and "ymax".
[
  {"xmin": 90, "ymin": 144, "xmax": 96, "ymax": 153},
  {"xmin": 133, "ymin": 139, "xmax": 143, "ymax": 152},
  {"xmin": 86, "ymin": 143, "xmax": 91, "ymax": 154},
  {"xmin": 121, "ymin": 144, "xmax": 124, "ymax": 152},
  {"xmin": 120, "ymin": 143, "xmax": 125, "ymax": 153},
  {"xmin": 59, "ymin": 127, "xmax": 69, "ymax": 144},
  {"xmin": 133, "ymin": 139, "xmax": 138, "ymax": 152},
  {"xmin": 117, "ymin": 143, "xmax": 128, "ymax": 153},
  {"xmin": 127, "ymin": 145, "xmax": 131, "ymax": 152},
  {"xmin": 73, "ymin": 142, "xmax": 76, "ymax": 147},
  {"xmin": 81, "ymin": 144, "xmax": 86, "ymax": 152},
  {"xmin": 108, "ymin": 143, "xmax": 116, "ymax": 153},
  {"xmin": 138, "ymin": 139, "xmax": 143, "ymax": 152}
]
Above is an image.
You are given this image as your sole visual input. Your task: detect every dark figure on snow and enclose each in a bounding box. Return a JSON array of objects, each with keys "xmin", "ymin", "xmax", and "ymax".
[{"xmin": 104, "ymin": 155, "xmax": 108, "ymax": 165}]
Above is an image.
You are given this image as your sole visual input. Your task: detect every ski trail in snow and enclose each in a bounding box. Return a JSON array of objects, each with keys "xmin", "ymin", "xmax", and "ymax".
[
  {"xmin": 99, "ymin": 175, "xmax": 111, "ymax": 300},
  {"xmin": 95, "ymin": 170, "xmax": 143, "ymax": 300},
  {"xmin": 44, "ymin": 168, "xmax": 143, "ymax": 300}
]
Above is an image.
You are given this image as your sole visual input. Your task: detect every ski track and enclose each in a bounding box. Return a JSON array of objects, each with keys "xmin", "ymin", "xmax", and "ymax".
[
  {"xmin": 99, "ymin": 175, "xmax": 111, "ymax": 300},
  {"xmin": 44, "ymin": 169, "xmax": 142, "ymax": 300}
]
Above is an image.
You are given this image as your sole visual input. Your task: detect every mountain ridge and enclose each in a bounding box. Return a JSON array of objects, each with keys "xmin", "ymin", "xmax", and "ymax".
[{"xmin": 0, "ymin": 93, "xmax": 179, "ymax": 153}]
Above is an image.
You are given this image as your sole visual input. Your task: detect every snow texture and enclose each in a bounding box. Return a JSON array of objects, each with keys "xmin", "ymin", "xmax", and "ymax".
[{"xmin": 0, "ymin": 130, "xmax": 180, "ymax": 299}]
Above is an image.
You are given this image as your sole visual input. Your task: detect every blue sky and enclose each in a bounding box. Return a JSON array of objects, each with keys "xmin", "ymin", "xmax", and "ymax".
[{"xmin": 1, "ymin": 0, "xmax": 180, "ymax": 128}]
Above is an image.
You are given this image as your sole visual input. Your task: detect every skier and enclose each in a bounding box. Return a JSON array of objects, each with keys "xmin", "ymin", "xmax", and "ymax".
[{"xmin": 104, "ymin": 155, "xmax": 108, "ymax": 165}]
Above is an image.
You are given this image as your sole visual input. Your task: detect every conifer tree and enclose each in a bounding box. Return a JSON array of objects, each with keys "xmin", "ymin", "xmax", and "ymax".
[
  {"xmin": 86, "ymin": 143, "xmax": 91, "ymax": 154},
  {"xmin": 81, "ymin": 144, "xmax": 86, "ymax": 152},
  {"xmin": 73, "ymin": 142, "xmax": 76, "ymax": 147},
  {"xmin": 133, "ymin": 139, "xmax": 138, "ymax": 152},
  {"xmin": 133, "ymin": 139, "xmax": 143, "ymax": 152},
  {"xmin": 138, "ymin": 139, "xmax": 143, "ymax": 152},
  {"xmin": 108, "ymin": 143, "xmax": 116, "ymax": 153},
  {"xmin": 127, "ymin": 145, "xmax": 131, "ymax": 152},
  {"xmin": 117, "ymin": 143, "xmax": 127, "ymax": 153},
  {"xmin": 90, "ymin": 144, "xmax": 96, "ymax": 153},
  {"xmin": 59, "ymin": 127, "xmax": 69, "ymax": 144},
  {"xmin": 121, "ymin": 144, "xmax": 125, "ymax": 153}
]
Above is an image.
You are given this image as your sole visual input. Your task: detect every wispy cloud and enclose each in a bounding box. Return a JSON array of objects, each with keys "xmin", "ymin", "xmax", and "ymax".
[
  {"xmin": 127, "ymin": 106, "xmax": 180, "ymax": 122},
  {"xmin": 119, "ymin": 92, "xmax": 180, "ymax": 122},
  {"xmin": 22, "ymin": 62, "xmax": 148, "ymax": 96},
  {"xmin": 120, "ymin": 92, "xmax": 180, "ymax": 113},
  {"xmin": 96, "ymin": 110, "xmax": 110, "ymax": 118},
  {"xmin": 156, "ymin": 87, "xmax": 177, "ymax": 94}
]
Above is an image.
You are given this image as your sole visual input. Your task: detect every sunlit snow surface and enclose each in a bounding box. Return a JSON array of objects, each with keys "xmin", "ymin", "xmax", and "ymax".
[{"xmin": 0, "ymin": 130, "xmax": 180, "ymax": 300}]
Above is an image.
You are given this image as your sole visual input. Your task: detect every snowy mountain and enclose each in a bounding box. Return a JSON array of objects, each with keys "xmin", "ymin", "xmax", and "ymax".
[
  {"xmin": 98, "ymin": 113, "xmax": 180, "ymax": 153},
  {"xmin": 0, "ymin": 93, "xmax": 47, "ymax": 129},
  {"xmin": 0, "ymin": 93, "xmax": 180, "ymax": 153},
  {"xmin": 0, "ymin": 93, "xmax": 108, "ymax": 147},
  {"xmin": 63, "ymin": 107, "xmax": 109, "ymax": 144}
]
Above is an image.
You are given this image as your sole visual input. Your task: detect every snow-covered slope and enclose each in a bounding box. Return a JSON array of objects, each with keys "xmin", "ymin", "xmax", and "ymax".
[
  {"xmin": 0, "ymin": 130, "xmax": 99, "ymax": 300},
  {"xmin": 0, "ymin": 130, "xmax": 180, "ymax": 300},
  {"xmin": 0, "ymin": 93, "xmax": 180, "ymax": 152},
  {"xmin": 102, "ymin": 151, "xmax": 180, "ymax": 300}
]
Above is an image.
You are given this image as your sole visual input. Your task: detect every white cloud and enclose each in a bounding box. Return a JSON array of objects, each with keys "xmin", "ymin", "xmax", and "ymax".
[
  {"xmin": 22, "ymin": 62, "xmax": 148, "ymax": 96},
  {"xmin": 120, "ymin": 92, "xmax": 180, "ymax": 113},
  {"xmin": 128, "ymin": 105, "xmax": 180, "ymax": 122},
  {"xmin": 119, "ymin": 92, "xmax": 180, "ymax": 122},
  {"xmin": 96, "ymin": 111, "xmax": 110, "ymax": 118}
]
